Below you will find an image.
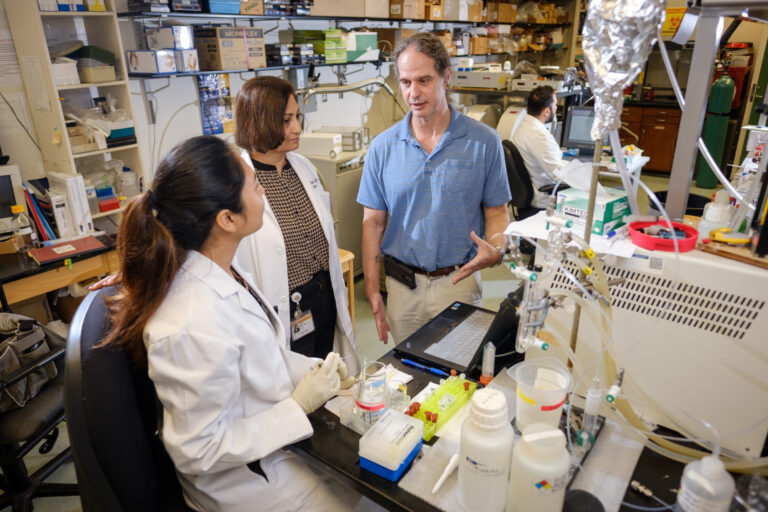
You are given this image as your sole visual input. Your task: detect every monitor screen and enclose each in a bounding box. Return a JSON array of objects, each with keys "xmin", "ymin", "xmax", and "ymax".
[
  {"xmin": 561, "ymin": 106, "xmax": 607, "ymax": 154},
  {"xmin": 0, "ymin": 175, "xmax": 14, "ymax": 219}
]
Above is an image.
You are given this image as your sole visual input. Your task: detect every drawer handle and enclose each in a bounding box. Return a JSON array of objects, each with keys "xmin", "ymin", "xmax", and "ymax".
[{"xmin": 654, "ymin": 126, "xmax": 665, "ymax": 130}]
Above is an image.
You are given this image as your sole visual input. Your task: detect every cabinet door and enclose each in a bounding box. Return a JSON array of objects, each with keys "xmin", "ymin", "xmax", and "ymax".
[
  {"xmin": 641, "ymin": 123, "xmax": 679, "ymax": 172},
  {"xmin": 620, "ymin": 120, "xmax": 643, "ymax": 147}
]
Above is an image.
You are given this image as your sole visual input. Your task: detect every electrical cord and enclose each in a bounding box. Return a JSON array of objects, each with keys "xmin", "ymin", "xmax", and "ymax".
[{"xmin": 0, "ymin": 91, "xmax": 41, "ymax": 151}]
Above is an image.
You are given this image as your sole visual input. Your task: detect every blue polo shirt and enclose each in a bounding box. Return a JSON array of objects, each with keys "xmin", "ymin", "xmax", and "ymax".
[{"xmin": 357, "ymin": 106, "xmax": 511, "ymax": 271}]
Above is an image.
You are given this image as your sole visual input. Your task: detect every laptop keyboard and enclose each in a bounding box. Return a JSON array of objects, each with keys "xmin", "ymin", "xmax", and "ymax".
[{"xmin": 424, "ymin": 310, "xmax": 495, "ymax": 368}]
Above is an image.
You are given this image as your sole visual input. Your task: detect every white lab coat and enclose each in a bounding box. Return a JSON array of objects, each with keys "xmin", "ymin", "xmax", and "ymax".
[
  {"xmin": 236, "ymin": 150, "xmax": 360, "ymax": 376},
  {"xmin": 510, "ymin": 114, "xmax": 568, "ymax": 208},
  {"xmin": 145, "ymin": 251, "xmax": 350, "ymax": 512}
]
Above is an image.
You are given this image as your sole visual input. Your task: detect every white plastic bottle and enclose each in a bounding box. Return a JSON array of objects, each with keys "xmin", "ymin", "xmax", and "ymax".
[
  {"xmin": 674, "ymin": 456, "xmax": 734, "ymax": 512},
  {"xmin": 459, "ymin": 387, "xmax": 514, "ymax": 512},
  {"xmin": 117, "ymin": 167, "xmax": 140, "ymax": 200},
  {"xmin": 10, "ymin": 205, "xmax": 38, "ymax": 255},
  {"xmin": 507, "ymin": 423, "xmax": 570, "ymax": 512},
  {"xmin": 697, "ymin": 189, "xmax": 732, "ymax": 242}
]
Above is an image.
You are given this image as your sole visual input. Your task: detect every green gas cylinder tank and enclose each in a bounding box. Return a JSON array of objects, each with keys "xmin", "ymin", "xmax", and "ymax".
[
  {"xmin": 708, "ymin": 72, "xmax": 736, "ymax": 114},
  {"xmin": 696, "ymin": 72, "xmax": 736, "ymax": 188}
]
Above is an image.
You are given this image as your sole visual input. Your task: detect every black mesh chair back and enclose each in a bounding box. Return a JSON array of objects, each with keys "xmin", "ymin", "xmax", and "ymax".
[
  {"xmin": 64, "ymin": 287, "xmax": 190, "ymax": 512},
  {"xmin": 502, "ymin": 139, "xmax": 538, "ymax": 219}
]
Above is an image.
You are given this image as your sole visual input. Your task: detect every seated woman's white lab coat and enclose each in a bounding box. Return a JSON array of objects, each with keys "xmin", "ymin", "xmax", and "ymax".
[{"xmin": 144, "ymin": 250, "xmax": 350, "ymax": 512}]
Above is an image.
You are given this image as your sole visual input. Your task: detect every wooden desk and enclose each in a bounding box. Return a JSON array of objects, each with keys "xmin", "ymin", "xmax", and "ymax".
[
  {"xmin": 338, "ymin": 249, "xmax": 355, "ymax": 331},
  {"xmin": 0, "ymin": 247, "xmax": 118, "ymax": 310}
]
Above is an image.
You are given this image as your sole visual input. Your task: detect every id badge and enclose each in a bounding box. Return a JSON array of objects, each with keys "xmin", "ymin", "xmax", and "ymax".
[{"xmin": 291, "ymin": 312, "xmax": 315, "ymax": 341}]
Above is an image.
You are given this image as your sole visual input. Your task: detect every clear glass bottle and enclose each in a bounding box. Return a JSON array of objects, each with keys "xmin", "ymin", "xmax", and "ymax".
[{"xmin": 10, "ymin": 204, "xmax": 38, "ymax": 255}]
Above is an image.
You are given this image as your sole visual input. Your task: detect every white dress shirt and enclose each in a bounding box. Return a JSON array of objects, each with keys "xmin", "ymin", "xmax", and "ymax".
[{"xmin": 510, "ymin": 114, "xmax": 567, "ymax": 208}]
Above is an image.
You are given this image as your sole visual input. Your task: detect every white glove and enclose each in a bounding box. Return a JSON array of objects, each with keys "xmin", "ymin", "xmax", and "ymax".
[
  {"xmin": 337, "ymin": 358, "xmax": 357, "ymax": 390},
  {"xmin": 291, "ymin": 352, "xmax": 341, "ymax": 414}
]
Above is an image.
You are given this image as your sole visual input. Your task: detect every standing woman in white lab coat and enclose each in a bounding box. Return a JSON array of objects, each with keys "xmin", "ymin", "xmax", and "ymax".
[
  {"xmin": 99, "ymin": 136, "xmax": 358, "ymax": 512},
  {"xmin": 234, "ymin": 76, "xmax": 360, "ymax": 376}
]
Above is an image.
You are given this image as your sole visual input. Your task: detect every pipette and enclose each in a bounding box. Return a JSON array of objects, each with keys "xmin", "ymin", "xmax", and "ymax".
[{"xmin": 431, "ymin": 452, "xmax": 460, "ymax": 494}]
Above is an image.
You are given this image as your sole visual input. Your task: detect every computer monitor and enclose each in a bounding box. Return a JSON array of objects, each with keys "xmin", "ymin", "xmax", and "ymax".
[
  {"xmin": 561, "ymin": 106, "xmax": 607, "ymax": 155},
  {"xmin": 0, "ymin": 165, "xmax": 25, "ymax": 235}
]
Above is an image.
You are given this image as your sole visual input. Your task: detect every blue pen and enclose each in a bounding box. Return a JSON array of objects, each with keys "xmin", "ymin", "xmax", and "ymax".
[{"xmin": 401, "ymin": 358, "xmax": 450, "ymax": 377}]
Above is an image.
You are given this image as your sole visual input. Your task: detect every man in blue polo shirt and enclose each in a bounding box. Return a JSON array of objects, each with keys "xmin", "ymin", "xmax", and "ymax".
[{"xmin": 357, "ymin": 32, "xmax": 512, "ymax": 344}]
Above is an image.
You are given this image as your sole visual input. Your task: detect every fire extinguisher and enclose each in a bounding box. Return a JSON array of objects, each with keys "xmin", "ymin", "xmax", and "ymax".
[{"xmin": 696, "ymin": 62, "xmax": 736, "ymax": 188}]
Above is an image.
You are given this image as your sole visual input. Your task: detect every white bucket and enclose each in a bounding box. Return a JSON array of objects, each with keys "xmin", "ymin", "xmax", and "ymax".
[{"xmin": 508, "ymin": 359, "xmax": 572, "ymax": 432}]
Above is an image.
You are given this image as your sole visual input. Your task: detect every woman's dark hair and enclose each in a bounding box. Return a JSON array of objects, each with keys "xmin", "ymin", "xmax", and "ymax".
[
  {"xmin": 101, "ymin": 136, "xmax": 245, "ymax": 366},
  {"xmin": 234, "ymin": 76, "xmax": 296, "ymax": 154},
  {"xmin": 527, "ymin": 85, "xmax": 556, "ymax": 116}
]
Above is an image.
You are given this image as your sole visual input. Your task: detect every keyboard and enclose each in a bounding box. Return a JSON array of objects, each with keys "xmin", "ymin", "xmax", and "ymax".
[{"xmin": 424, "ymin": 310, "xmax": 495, "ymax": 368}]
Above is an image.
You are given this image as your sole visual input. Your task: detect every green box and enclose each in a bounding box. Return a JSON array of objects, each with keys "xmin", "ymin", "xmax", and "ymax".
[{"xmin": 556, "ymin": 188, "xmax": 630, "ymax": 236}]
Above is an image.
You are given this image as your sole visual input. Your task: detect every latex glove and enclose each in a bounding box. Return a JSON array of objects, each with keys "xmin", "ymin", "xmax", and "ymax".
[
  {"xmin": 291, "ymin": 352, "xmax": 341, "ymax": 414},
  {"xmin": 336, "ymin": 359, "xmax": 357, "ymax": 390}
]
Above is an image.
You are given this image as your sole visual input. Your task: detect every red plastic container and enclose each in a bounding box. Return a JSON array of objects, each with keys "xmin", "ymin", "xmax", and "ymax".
[{"xmin": 628, "ymin": 221, "xmax": 698, "ymax": 252}]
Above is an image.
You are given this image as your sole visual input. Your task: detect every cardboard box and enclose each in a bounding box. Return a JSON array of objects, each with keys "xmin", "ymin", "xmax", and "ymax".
[
  {"xmin": 556, "ymin": 188, "xmax": 630, "ymax": 236},
  {"xmin": 499, "ymin": 3, "xmax": 515, "ymax": 23},
  {"xmin": 126, "ymin": 50, "xmax": 177, "ymax": 74},
  {"xmin": 459, "ymin": 0, "xmax": 482, "ymax": 21},
  {"xmin": 311, "ymin": 0, "xmax": 364, "ymax": 17},
  {"xmin": 371, "ymin": 28, "xmax": 400, "ymax": 52},
  {"xmin": 365, "ymin": 0, "xmax": 389, "ymax": 17},
  {"xmin": 52, "ymin": 57, "xmax": 80, "ymax": 86},
  {"xmin": 245, "ymin": 28, "xmax": 267, "ymax": 69},
  {"xmin": 346, "ymin": 31, "xmax": 379, "ymax": 61},
  {"xmin": 175, "ymin": 49, "xmax": 200, "ymax": 72},
  {"xmin": 389, "ymin": 0, "xmax": 425, "ymax": 19},
  {"xmin": 425, "ymin": 2, "xmax": 443, "ymax": 19},
  {"xmin": 194, "ymin": 27, "xmax": 248, "ymax": 71},
  {"xmin": 240, "ymin": 0, "xmax": 263, "ymax": 14},
  {"xmin": 434, "ymin": 30, "xmax": 452, "ymax": 50},
  {"xmin": 11, "ymin": 295, "xmax": 54, "ymax": 325},
  {"xmin": 147, "ymin": 26, "xmax": 195, "ymax": 50},
  {"xmin": 486, "ymin": 2, "xmax": 499, "ymax": 21},
  {"xmin": 469, "ymin": 35, "xmax": 487, "ymax": 55},
  {"xmin": 78, "ymin": 65, "xmax": 117, "ymax": 82}
]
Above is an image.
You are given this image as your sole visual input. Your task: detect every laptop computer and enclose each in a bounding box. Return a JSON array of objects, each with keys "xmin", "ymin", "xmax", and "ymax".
[{"xmin": 393, "ymin": 300, "xmax": 518, "ymax": 375}]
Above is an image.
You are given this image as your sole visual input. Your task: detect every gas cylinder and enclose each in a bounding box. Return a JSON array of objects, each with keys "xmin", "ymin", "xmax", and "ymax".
[{"xmin": 696, "ymin": 67, "xmax": 736, "ymax": 188}]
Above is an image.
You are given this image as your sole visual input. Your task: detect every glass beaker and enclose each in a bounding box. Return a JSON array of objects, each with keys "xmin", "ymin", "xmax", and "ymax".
[{"xmin": 354, "ymin": 361, "xmax": 389, "ymax": 428}]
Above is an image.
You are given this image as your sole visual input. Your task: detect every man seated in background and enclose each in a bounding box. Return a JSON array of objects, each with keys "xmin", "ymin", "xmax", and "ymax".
[{"xmin": 510, "ymin": 85, "xmax": 567, "ymax": 208}]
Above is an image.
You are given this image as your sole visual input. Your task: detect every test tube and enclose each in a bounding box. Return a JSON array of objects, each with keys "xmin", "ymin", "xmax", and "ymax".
[
  {"xmin": 577, "ymin": 376, "xmax": 602, "ymax": 450},
  {"xmin": 479, "ymin": 342, "xmax": 495, "ymax": 386}
]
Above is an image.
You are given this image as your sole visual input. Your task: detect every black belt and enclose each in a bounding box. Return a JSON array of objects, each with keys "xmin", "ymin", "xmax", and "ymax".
[{"xmin": 394, "ymin": 256, "xmax": 460, "ymax": 278}]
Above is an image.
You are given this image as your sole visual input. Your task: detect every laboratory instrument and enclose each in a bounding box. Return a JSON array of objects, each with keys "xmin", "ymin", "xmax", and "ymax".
[
  {"xmin": 479, "ymin": 342, "xmax": 495, "ymax": 386},
  {"xmin": 576, "ymin": 376, "xmax": 602, "ymax": 451}
]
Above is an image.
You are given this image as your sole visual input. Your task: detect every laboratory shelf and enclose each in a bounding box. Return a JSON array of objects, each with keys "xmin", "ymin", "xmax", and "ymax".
[
  {"xmin": 118, "ymin": 11, "xmax": 570, "ymax": 28},
  {"xmin": 128, "ymin": 60, "xmax": 382, "ymax": 79},
  {"xmin": 72, "ymin": 143, "xmax": 139, "ymax": 159},
  {"xmin": 57, "ymin": 80, "xmax": 128, "ymax": 91},
  {"xmin": 41, "ymin": 10, "xmax": 113, "ymax": 16}
]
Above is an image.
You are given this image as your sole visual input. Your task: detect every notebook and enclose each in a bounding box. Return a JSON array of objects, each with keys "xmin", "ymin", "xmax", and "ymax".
[
  {"xmin": 394, "ymin": 302, "xmax": 498, "ymax": 375},
  {"xmin": 28, "ymin": 235, "xmax": 105, "ymax": 266}
]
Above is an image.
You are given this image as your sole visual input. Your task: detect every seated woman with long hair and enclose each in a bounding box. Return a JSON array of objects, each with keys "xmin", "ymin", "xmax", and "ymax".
[{"xmin": 99, "ymin": 136, "xmax": 358, "ymax": 511}]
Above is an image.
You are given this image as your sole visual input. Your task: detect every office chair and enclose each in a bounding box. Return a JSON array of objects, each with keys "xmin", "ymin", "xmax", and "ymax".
[
  {"xmin": 502, "ymin": 139, "xmax": 558, "ymax": 221},
  {"xmin": 0, "ymin": 327, "xmax": 79, "ymax": 512},
  {"xmin": 64, "ymin": 287, "xmax": 192, "ymax": 512}
]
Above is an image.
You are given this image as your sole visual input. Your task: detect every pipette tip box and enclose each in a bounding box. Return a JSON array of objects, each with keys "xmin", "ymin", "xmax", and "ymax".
[{"xmin": 359, "ymin": 409, "xmax": 423, "ymax": 482}]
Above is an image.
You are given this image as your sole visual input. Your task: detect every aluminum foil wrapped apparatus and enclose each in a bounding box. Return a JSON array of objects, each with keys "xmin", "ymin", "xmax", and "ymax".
[{"xmin": 582, "ymin": 0, "xmax": 666, "ymax": 141}]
